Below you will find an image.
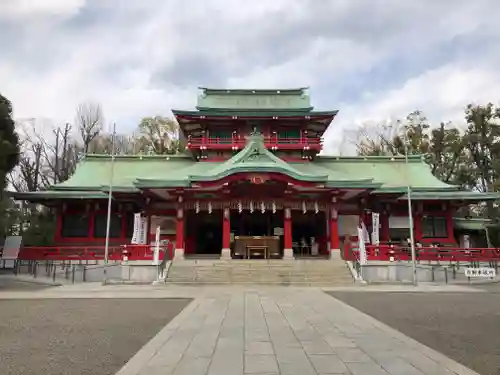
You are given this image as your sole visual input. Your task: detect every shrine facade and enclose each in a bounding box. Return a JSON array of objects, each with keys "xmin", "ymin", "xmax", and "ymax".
[{"xmin": 13, "ymin": 87, "xmax": 498, "ymax": 260}]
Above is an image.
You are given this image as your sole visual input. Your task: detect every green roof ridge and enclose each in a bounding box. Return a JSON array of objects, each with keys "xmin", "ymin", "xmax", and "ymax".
[
  {"xmin": 317, "ymin": 155, "xmax": 425, "ymax": 163},
  {"xmin": 82, "ymin": 154, "xmax": 191, "ymax": 160},
  {"xmin": 199, "ymin": 87, "xmax": 309, "ymax": 95}
]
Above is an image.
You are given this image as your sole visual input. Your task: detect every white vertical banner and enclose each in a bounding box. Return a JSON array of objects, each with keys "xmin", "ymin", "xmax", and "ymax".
[
  {"xmin": 153, "ymin": 226, "xmax": 161, "ymax": 265},
  {"xmin": 357, "ymin": 226, "xmax": 368, "ymax": 265},
  {"xmin": 131, "ymin": 213, "xmax": 141, "ymax": 244},
  {"xmin": 139, "ymin": 217, "xmax": 148, "ymax": 244},
  {"xmin": 371, "ymin": 212, "xmax": 380, "ymax": 245},
  {"xmin": 463, "ymin": 234, "xmax": 470, "ymax": 249},
  {"xmin": 360, "ymin": 220, "xmax": 370, "ymax": 243}
]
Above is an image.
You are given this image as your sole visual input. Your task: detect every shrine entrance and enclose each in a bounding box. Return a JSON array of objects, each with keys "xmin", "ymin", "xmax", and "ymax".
[
  {"xmin": 292, "ymin": 211, "xmax": 327, "ymax": 257},
  {"xmin": 187, "ymin": 211, "xmax": 223, "ymax": 255}
]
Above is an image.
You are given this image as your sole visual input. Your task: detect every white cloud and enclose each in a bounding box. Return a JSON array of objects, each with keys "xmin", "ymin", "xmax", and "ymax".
[
  {"xmin": 1, "ymin": 0, "xmax": 500, "ymax": 147},
  {"xmin": 0, "ymin": 0, "xmax": 86, "ymax": 20}
]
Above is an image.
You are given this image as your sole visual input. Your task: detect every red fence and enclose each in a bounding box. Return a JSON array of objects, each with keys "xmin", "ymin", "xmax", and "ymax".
[
  {"xmin": 350, "ymin": 244, "xmax": 500, "ymax": 263},
  {"xmin": 13, "ymin": 244, "xmax": 174, "ymax": 261}
]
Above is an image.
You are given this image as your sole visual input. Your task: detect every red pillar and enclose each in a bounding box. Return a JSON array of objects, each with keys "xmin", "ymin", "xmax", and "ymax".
[
  {"xmin": 414, "ymin": 213, "xmax": 422, "ymax": 242},
  {"xmin": 88, "ymin": 207, "xmax": 95, "ymax": 240},
  {"xmin": 446, "ymin": 206, "xmax": 455, "ymax": 242},
  {"xmin": 55, "ymin": 207, "xmax": 63, "ymax": 242},
  {"xmin": 222, "ymin": 208, "xmax": 231, "ymax": 258},
  {"xmin": 330, "ymin": 205, "xmax": 340, "ymax": 258},
  {"xmin": 380, "ymin": 211, "xmax": 390, "ymax": 242},
  {"xmin": 284, "ymin": 208, "xmax": 293, "ymax": 258},
  {"xmin": 175, "ymin": 199, "xmax": 184, "ymax": 258}
]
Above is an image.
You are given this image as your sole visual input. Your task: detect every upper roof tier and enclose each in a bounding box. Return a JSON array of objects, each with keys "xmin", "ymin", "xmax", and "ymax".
[
  {"xmin": 11, "ymin": 134, "xmax": 500, "ymax": 204},
  {"xmin": 196, "ymin": 87, "xmax": 313, "ymax": 111}
]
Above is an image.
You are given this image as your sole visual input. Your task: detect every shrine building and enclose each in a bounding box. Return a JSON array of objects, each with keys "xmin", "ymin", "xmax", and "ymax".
[{"xmin": 13, "ymin": 87, "xmax": 498, "ymax": 260}]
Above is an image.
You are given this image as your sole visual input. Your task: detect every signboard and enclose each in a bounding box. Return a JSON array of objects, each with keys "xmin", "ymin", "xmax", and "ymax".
[
  {"xmin": 273, "ymin": 227, "xmax": 284, "ymax": 236},
  {"xmin": 465, "ymin": 268, "xmax": 496, "ymax": 278}
]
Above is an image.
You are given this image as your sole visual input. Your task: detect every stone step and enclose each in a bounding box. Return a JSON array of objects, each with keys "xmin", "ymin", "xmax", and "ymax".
[{"xmin": 166, "ymin": 259, "xmax": 353, "ymax": 285}]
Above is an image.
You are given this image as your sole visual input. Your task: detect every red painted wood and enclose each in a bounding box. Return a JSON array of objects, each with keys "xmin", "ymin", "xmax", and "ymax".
[
  {"xmin": 349, "ymin": 244, "xmax": 500, "ymax": 262},
  {"xmin": 54, "ymin": 210, "xmax": 63, "ymax": 243},
  {"xmin": 88, "ymin": 210, "xmax": 95, "ymax": 238},
  {"xmin": 17, "ymin": 244, "xmax": 167, "ymax": 261},
  {"xmin": 330, "ymin": 217, "xmax": 340, "ymax": 250},
  {"xmin": 380, "ymin": 212, "xmax": 390, "ymax": 241},
  {"xmin": 176, "ymin": 213, "xmax": 184, "ymax": 250},
  {"xmin": 222, "ymin": 210, "xmax": 230, "ymax": 249},
  {"xmin": 284, "ymin": 214, "xmax": 292, "ymax": 250},
  {"xmin": 414, "ymin": 213, "xmax": 422, "ymax": 241},
  {"xmin": 194, "ymin": 172, "xmax": 326, "ymax": 189}
]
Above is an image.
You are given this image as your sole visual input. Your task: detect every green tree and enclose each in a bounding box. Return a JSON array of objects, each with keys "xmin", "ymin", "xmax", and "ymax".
[
  {"xmin": 462, "ymin": 104, "xmax": 500, "ymax": 217},
  {"xmin": 0, "ymin": 94, "xmax": 20, "ymax": 238}
]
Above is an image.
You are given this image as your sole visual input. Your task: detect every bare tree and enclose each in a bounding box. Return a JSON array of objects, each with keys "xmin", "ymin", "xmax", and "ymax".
[
  {"xmin": 340, "ymin": 118, "xmax": 403, "ymax": 156},
  {"xmin": 76, "ymin": 102, "xmax": 103, "ymax": 154}
]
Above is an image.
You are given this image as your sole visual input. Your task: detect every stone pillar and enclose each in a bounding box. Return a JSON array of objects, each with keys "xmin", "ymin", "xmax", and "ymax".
[
  {"xmin": 221, "ymin": 207, "xmax": 231, "ymax": 259},
  {"xmin": 329, "ymin": 204, "xmax": 340, "ymax": 260},
  {"xmin": 283, "ymin": 208, "xmax": 293, "ymax": 259},
  {"xmin": 174, "ymin": 197, "xmax": 184, "ymax": 259}
]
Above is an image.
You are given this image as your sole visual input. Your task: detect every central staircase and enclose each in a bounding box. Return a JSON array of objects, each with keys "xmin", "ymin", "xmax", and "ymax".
[{"xmin": 165, "ymin": 259, "xmax": 354, "ymax": 285}]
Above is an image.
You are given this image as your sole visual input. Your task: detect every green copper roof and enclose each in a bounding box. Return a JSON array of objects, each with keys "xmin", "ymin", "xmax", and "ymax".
[
  {"xmin": 10, "ymin": 190, "xmax": 109, "ymax": 200},
  {"xmin": 172, "ymin": 109, "xmax": 336, "ymax": 117},
  {"xmin": 11, "ymin": 146, "xmax": 498, "ymax": 204},
  {"xmin": 315, "ymin": 155, "xmax": 457, "ymax": 192},
  {"xmin": 398, "ymin": 191, "xmax": 500, "ymax": 201},
  {"xmin": 453, "ymin": 217, "xmax": 492, "ymax": 231},
  {"xmin": 196, "ymin": 87, "xmax": 313, "ymax": 110}
]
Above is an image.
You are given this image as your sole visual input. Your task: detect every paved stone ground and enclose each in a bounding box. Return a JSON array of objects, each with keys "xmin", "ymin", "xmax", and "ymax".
[
  {"xmin": 0, "ymin": 298, "xmax": 191, "ymax": 375},
  {"xmin": 0, "ymin": 275, "xmax": 53, "ymax": 291},
  {"xmin": 329, "ymin": 288, "xmax": 500, "ymax": 375},
  {"xmin": 112, "ymin": 287, "xmax": 479, "ymax": 375}
]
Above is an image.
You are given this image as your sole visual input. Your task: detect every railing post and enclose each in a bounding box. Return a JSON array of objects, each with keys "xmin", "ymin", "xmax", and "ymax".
[
  {"xmin": 83, "ymin": 266, "xmax": 87, "ymax": 282},
  {"xmin": 444, "ymin": 268, "xmax": 448, "ymax": 284},
  {"xmin": 72, "ymin": 265, "xmax": 75, "ymax": 284},
  {"xmin": 52, "ymin": 265, "xmax": 56, "ymax": 282},
  {"xmin": 33, "ymin": 261, "xmax": 37, "ymax": 279}
]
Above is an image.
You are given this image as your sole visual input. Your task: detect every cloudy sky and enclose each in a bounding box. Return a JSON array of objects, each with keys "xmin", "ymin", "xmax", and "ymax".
[{"xmin": 1, "ymin": 0, "xmax": 500, "ymax": 152}]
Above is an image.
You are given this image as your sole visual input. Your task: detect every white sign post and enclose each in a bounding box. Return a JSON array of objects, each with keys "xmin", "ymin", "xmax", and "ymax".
[
  {"xmin": 357, "ymin": 227, "xmax": 367, "ymax": 265},
  {"xmin": 153, "ymin": 226, "xmax": 161, "ymax": 266}
]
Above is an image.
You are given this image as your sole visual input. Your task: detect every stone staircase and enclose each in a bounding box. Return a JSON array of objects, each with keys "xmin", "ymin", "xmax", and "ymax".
[{"xmin": 165, "ymin": 259, "xmax": 354, "ymax": 285}]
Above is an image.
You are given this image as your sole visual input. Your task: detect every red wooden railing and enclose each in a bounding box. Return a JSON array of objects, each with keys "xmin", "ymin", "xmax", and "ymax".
[
  {"xmin": 11, "ymin": 244, "xmax": 174, "ymax": 261},
  {"xmin": 187, "ymin": 136, "xmax": 322, "ymax": 149},
  {"xmin": 349, "ymin": 244, "xmax": 500, "ymax": 263}
]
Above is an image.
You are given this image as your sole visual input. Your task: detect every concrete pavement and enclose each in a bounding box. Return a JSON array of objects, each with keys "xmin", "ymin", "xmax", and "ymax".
[{"xmin": 0, "ymin": 283, "xmax": 482, "ymax": 374}]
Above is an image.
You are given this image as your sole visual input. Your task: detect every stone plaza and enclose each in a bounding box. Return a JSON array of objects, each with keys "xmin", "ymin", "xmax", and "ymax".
[{"xmin": 0, "ymin": 282, "xmax": 483, "ymax": 375}]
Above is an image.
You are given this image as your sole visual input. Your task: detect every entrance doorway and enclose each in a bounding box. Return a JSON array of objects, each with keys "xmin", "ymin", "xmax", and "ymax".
[
  {"xmin": 292, "ymin": 211, "xmax": 327, "ymax": 257},
  {"xmin": 230, "ymin": 210, "xmax": 284, "ymax": 237},
  {"xmin": 186, "ymin": 211, "xmax": 222, "ymax": 255}
]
